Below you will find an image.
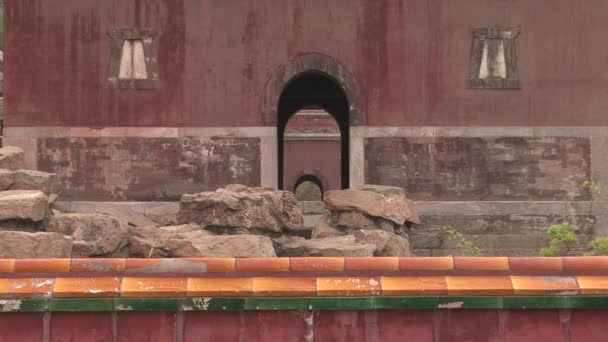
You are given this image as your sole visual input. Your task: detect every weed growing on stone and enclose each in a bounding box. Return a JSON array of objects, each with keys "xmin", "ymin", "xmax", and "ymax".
[
  {"xmin": 539, "ymin": 223, "xmax": 578, "ymax": 256},
  {"xmin": 586, "ymin": 236, "xmax": 608, "ymax": 256},
  {"xmin": 581, "ymin": 180, "xmax": 608, "ymax": 256},
  {"xmin": 444, "ymin": 226, "xmax": 481, "ymax": 256},
  {"xmin": 583, "ymin": 180, "xmax": 601, "ymax": 199}
]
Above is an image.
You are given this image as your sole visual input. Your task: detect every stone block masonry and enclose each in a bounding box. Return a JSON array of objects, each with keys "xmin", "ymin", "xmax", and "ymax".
[{"xmin": 37, "ymin": 136, "xmax": 261, "ymax": 201}]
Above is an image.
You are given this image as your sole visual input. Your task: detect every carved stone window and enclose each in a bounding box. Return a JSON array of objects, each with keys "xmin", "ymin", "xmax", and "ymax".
[
  {"xmin": 107, "ymin": 29, "xmax": 159, "ymax": 89},
  {"xmin": 469, "ymin": 27, "xmax": 520, "ymax": 89}
]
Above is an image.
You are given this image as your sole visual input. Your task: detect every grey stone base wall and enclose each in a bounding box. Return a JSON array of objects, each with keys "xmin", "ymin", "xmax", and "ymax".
[
  {"xmin": 8, "ymin": 125, "xmax": 608, "ymax": 256},
  {"xmin": 56, "ymin": 200, "xmax": 607, "ymax": 257}
]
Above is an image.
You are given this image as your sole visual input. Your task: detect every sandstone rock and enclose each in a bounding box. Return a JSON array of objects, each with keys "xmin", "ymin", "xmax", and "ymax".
[
  {"xmin": 48, "ymin": 194, "xmax": 58, "ymax": 204},
  {"xmin": 129, "ymin": 224, "xmax": 209, "ymax": 257},
  {"xmin": 0, "ymin": 190, "xmax": 48, "ymax": 221},
  {"xmin": 278, "ymin": 235, "xmax": 376, "ymax": 257},
  {"xmin": 130, "ymin": 226, "xmax": 276, "ymax": 257},
  {"xmin": 324, "ymin": 185, "xmax": 420, "ymax": 225},
  {"xmin": 354, "ymin": 184, "xmax": 407, "ymax": 197},
  {"xmin": 332, "ymin": 211, "xmax": 396, "ymax": 233},
  {"xmin": 177, "ymin": 184, "xmax": 303, "ymax": 232},
  {"xmin": 0, "ymin": 231, "xmax": 72, "ymax": 258},
  {"xmin": 0, "ymin": 147, "xmax": 24, "ymax": 171},
  {"xmin": 311, "ymin": 214, "xmax": 343, "ymax": 239},
  {"xmin": 57, "ymin": 202, "xmax": 158, "ymax": 227},
  {"xmin": 71, "ymin": 240, "xmax": 94, "ymax": 258},
  {"xmin": 143, "ymin": 204, "xmax": 179, "ymax": 226},
  {"xmin": 0, "ymin": 169, "xmax": 58, "ymax": 195},
  {"xmin": 47, "ymin": 213, "xmax": 129, "ymax": 256},
  {"xmin": 352, "ymin": 229, "xmax": 410, "ymax": 256}
]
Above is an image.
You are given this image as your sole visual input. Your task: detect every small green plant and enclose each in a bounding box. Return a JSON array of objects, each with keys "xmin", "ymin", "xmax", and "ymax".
[
  {"xmin": 583, "ymin": 180, "xmax": 601, "ymax": 199},
  {"xmin": 539, "ymin": 222, "xmax": 578, "ymax": 256},
  {"xmin": 444, "ymin": 226, "xmax": 481, "ymax": 256},
  {"xmin": 585, "ymin": 236, "xmax": 608, "ymax": 256}
]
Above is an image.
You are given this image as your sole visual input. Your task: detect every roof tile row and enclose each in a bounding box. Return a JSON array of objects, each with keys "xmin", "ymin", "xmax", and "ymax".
[
  {"xmin": 0, "ymin": 275, "xmax": 606, "ymax": 298},
  {"xmin": 2, "ymin": 257, "xmax": 608, "ymax": 274}
]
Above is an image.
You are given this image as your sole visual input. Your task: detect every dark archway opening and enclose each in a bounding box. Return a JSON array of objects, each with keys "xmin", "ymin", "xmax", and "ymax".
[
  {"xmin": 277, "ymin": 72, "xmax": 350, "ymax": 190},
  {"xmin": 293, "ymin": 174, "xmax": 324, "ymax": 201}
]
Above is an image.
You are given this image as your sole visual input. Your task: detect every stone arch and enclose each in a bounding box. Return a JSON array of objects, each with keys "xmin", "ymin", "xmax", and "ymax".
[
  {"xmin": 287, "ymin": 168, "xmax": 330, "ymax": 198},
  {"xmin": 263, "ymin": 53, "xmax": 366, "ymax": 126}
]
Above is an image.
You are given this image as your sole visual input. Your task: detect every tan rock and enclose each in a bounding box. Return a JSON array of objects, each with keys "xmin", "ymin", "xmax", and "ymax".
[
  {"xmin": 164, "ymin": 235, "xmax": 277, "ymax": 258},
  {"xmin": 0, "ymin": 231, "xmax": 72, "ymax": 258},
  {"xmin": 177, "ymin": 184, "xmax": 303, "ymax": 232},
  {"xmin": 47, "ymin": 213, "xmax": 129, "ymax": 256},
  {"xmin": 143, "ymin": 204, "xmax": 180, "ymax": 226},
  {"xmin": 333, "ymin": 211, "xmax": 396, "ymax": 232},
  {"xmin": 278, "ymin": 235, "xmax": 377, "ymax": 257},
  {"xmin": 58, "ymin": 202, "xmax": 158, "ymax": 227},
  {"xmin": 352, "ymin": 229, "xmax": 410, "ymax": 256},
  {"xmin": 0, "ymin": 147, "xmax": 24, "ymax": 171},
  {"xmin": 0, "ymin": 169, "xmax": 58, "ymax": 195},
  {"xmin": 130, "ymin": 225, "xmax": 276, "ymax": 257},
  {"xmin": 311, "ymin": 214, "xmax": 343, "ymax": 239},
  {"xmin": 0, "ymin": 190, "xmax": 48, "ymax": 221},
  {"xmin": 354, "ymin": 184, "xmax": 407, "ymax": 197},
  {"xmin": 324, "ymin": 185, "xmax": 420, "ymax": 225},
  {"xmin": 129, "ymin": 224, "xmax": 208, "ymax": 257},
  {"xmin": 71, "ymin": 240, "xmax": 94, "ymax": 258}
]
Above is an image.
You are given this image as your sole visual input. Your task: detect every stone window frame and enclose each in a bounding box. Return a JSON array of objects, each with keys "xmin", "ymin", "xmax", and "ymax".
[
  {"xmin": 468, "ymin": 27, "xmax": 520, "ymax": 89},
  {"xmin": 107, "ymin": 29, "xmax": 159, "ymax": 89}
]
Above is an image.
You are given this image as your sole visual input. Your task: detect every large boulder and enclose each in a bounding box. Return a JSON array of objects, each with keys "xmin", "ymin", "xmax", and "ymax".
[
  {"xmin": 324, "ymin": 185, "xmax": 420, "ymax": 225},
  {"xmin": 0, "ymin": 231, "xmax": 72, "ymax": 258},
  {"xmin": 0, "ymin": 169, "xmax": 58, "ymax": 195},
  {"xmin": 130, "ymin": 225, "xmax": 276, "ymax": 257},
  {"xmin": 0, "ymin": 190, "xmax": 48, "ymax": 221},
  {"xmin": 47, "ymin": 213, "xmax": 129, "ymax": 256},
  {"xmin": 177, "ymin": 184, "xmax": 303, "ymax": 232},
  {"xmin": 0, "ymin": 147, "xmax": 24, "ymax": 171},
  {"xmin": 278, "ymin": 234, "xmax": 377, "ymax": 257}
]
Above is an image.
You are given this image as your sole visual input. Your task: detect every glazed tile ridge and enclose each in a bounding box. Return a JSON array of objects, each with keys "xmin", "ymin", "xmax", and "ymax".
[
  {"xmin": 0, "ymin": 257, "xmax": 606, "ymax": 275},
  {"xmin": 0, "ymin": 275, "xmax": 605, "ymax": 298}
]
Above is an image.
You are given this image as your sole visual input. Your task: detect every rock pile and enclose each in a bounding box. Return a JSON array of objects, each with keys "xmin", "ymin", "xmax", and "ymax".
[
  {"xmin": 0, "ymin": 146, "xmax": 420, "ymax": 258},
  {"xmin": 177, "ymin": 184, "xmax": 303, "ymax": 233},
  {"xmin": 0, "ymin": 147, "xmax": 69, "ymax": 257},
  {"xmin": 278, "ymin": 185, "xmax": 419, "ymax": 256}
]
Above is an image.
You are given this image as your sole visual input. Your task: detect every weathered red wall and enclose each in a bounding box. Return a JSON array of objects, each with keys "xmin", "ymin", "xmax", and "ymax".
[
  {"xmin": 37, "ymin": 136, "xmax": 261, "ymax": 201},
  {"xmin": 1, "ymin": 310, "xmax": 606, "ymax": 341},
  {"xmin": 365, "ymin": 136, "xmax": 591, "ymax": 201},
  {"xmin": 6, "ymin": 0, "xmax": 608, "ymax": 128},
  {"xmin": 284, "ymin": 139, "xmax": 341, "ymax": 192}
]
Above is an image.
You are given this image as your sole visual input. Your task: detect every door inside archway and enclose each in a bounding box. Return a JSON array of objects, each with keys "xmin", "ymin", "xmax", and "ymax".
[{"xmin": 277, "ymin": 72, "xmax": 350, "ymax": 190}]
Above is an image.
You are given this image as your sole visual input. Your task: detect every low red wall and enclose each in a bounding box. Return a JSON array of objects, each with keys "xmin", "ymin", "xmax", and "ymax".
[{"xmin": 2, "ymin": 309, "xmax": 605, "ymax": 342}]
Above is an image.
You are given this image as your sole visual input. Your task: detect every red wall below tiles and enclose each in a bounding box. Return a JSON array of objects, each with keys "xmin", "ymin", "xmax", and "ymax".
[{"xmin": 2, "ymin": 309, "xmax": 607, "ymax": 342}]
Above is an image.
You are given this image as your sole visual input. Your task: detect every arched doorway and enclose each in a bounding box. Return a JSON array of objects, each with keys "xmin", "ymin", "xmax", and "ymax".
[
  {"xmin": 277, "ymin": 72, "xmax": 350, "ymax": 190},
  {"xmin": 293, "ymin": 174, "xmax": 324, "ymax": 201}
]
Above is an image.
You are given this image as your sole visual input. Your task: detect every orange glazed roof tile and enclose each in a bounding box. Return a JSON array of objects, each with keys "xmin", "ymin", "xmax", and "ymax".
[{"xmin": 0, "ymin": 257, "xmax": 603, "ymax": 299}]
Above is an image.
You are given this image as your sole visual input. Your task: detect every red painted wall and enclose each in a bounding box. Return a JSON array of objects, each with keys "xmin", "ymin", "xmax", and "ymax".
[
  {"xmin": 284, "ymin": 139, "xmax": 341, "ymax": 192},
  {"xmin": 6, "ymin": 0, "xmax": 608, "ymax": 128},
  {"xmin": 1, "ymin": 310, "xmax": 607, "ymax": 342}
]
